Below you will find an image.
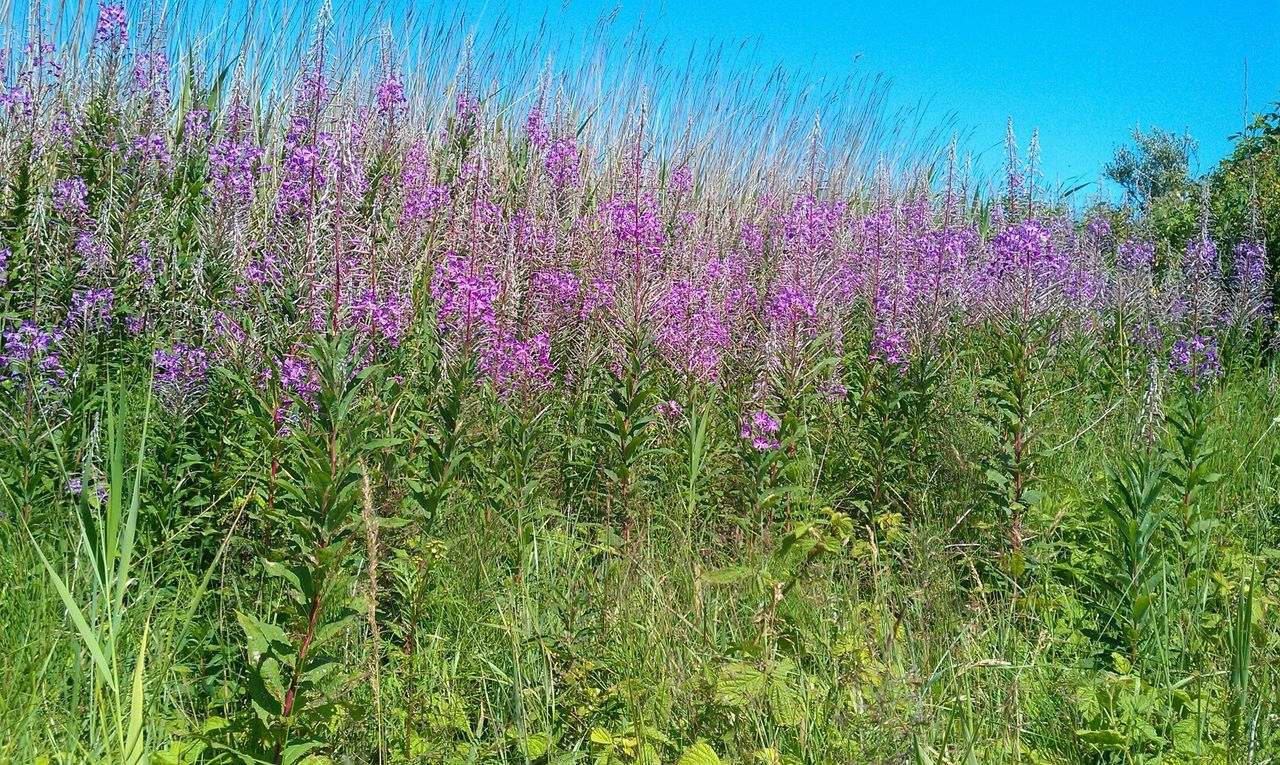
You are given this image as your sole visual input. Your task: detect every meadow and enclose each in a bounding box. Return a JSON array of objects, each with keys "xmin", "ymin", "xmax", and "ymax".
[{"xmin": 1, "ymin": 3, "xmax": 1279, "ymax": 763}]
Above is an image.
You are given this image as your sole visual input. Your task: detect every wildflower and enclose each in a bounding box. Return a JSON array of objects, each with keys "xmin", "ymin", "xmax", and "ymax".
[
  {"xmin": 655, "ymin": 400, "xmax": 684, "ymax": 422},
  {"xmin": 53, "ymin": 178, "xmax": 89, "ymax": 217},
  {"xmin": 350, "ymin": 289, "xmax": 413, "ymax": 347},
  {"xmin": 1233, "ymin": 239, "xmax": 1266, "ymax": 292},
  {"xmin": 431, "ymin": 251, "xmax": 499, "ymax": 339},
  {"xmin": 1086, "ymin": 215, "xmax": 1112, "ymax": 243},
  {"xmin": 1117, "ymin": 238, "xmax": 1154, "ymax": 272},
  {"xmin": 131, "ymin": 242, "xmax": 156, "ymax": 289},
  {"xmin": 67, "ymin": 288, "xmax": 114, "ymax": 329},
  {"xmin": 276, "ymin": 118, "xmax": 336, "ymax": 219},
  {"xmin": 869, "ymin": 324, "xmax": 909, "ymax": 371},
  {"xmin": 1184, "ymin": 234, "xmax": 1218, "ymax": 280},
  {"xmin": 670, "ymin": 165, "xmax": 692, "ymax": 194},
  {"xmin": 152, "ymin": 344, "xmax": 210, "ymax": 411},
  {"xmin": 1169, "ymin": 333, "xmax": 1221, "ymax": 388},
  {"xmin": 182, "ymin": 109, "xmax": 211, "ymax": 145},
  {"xmin": 208, "ymin": 134, "xmax": 264, "ymax": 210},
  {"xmin": 741, "ymin": 410, "xmax": 781, "ymax": 451},
  {"xmin": 655, "ymin": 279, "xmax": 729, "ymax": 383},
  {"xmin": 75, "ymin": 230, "xmax": 111, "ymax": 272},
  {"xmin": 375, "ymin": 71, "xmax": 407, "ymax": 120},
  {"xmin": 0, "ymin": 321, "xmax": 67, "ymax": 385},
  {"xmin": 399, "ymin": 142, "xmax": 450, "ymax": 224},
  {"xmin": 545, "ymin": 136, "xmax": 580, "ymax": 188},
  {"xmin": 452, "ymin": 90, "xmax": 479, "ymax": 135},
  {"xmin": 131, "ymin": 51, "xmax": 169, "ymax": 100},
  {"xmin": 94, "ymin": 4, "xmax": 129, "ymax": 48},
  {"xmin": 525, "ymin": 104, "xmax": 550, "ymax": 149},
  {"xmin": 481, "ymin": 331, "xmax": 553, "ymax": 397}
]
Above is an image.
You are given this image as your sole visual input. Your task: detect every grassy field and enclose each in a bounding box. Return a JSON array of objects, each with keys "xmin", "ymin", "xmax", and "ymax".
[{"xmin": 1, "ymin": 2, "xmax": 1278, "ymax": 764}]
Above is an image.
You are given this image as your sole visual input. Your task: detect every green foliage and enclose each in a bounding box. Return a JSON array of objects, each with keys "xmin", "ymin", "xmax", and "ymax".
[
  {"xmin": 215, "ymin": 332, "xmax": 392, "ymax": 764},
  {"xmin": 1089, "ymin": 452, "xmax": 1168, "ymax": 667},
  {"xmin": 1105, "ymin": 126, "xmax": 1198, "ymax": 209}
]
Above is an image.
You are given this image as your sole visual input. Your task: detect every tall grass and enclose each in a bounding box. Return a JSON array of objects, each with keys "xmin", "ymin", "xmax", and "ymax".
[{"xmin": 1, "ymin": 1, "xmax": 1278, "ymax": 764}]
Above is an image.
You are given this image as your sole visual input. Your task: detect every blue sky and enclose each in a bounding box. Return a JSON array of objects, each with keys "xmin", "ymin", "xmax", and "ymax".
[
  {"xmin": 466, "ymin": 0, "xmax": 1280, "ymax": 188},
  {"xmin": 22, "ymin": 0, "xmax": 1273, "ymax": 187}
]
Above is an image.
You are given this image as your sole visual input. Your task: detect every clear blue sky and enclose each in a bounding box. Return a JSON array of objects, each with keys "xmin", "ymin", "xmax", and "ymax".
[{"xmin": 463, "ymin": 0, "xmax": 1280, "ymax": 188}]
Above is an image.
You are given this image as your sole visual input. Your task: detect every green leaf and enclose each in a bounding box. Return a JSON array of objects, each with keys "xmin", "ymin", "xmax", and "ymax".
[
  {"xmin": 123, "ymin": 618, "xmax": 150, "ymax": 765},
  {"xmin": 236, "ymin": 610, "xmax": 291, "ymax": 660},
  {"xmin": 1076, "ymin": 728, "xmax": 1127, "ymax": 749},
  {"xmin": 590, "ymin": 727, "xmax": 615, "ymax": 746},
  {"xmin": 30, "ymin": 540, "xmax": 116, "ymax": 692},
  {"xmin": 715, "ymin": 662, "xmax": 767, "ymax": 707},
  {"xmin": 677, "ymin": 742, "xmax": 722, "ymax": 765},
  {"xmin": 280, "ymin": 740, "xmax": 327, "ymax": 765},
  {"xmin": 703, "ymin": 566, "xmax": 755, "ymax": 585},
  {"xmin": 522, "ymin": 732, "xmax": 551, "ymax": 759},
  {"xmin": 636, "ymin": 743, "xmax": 661, "ymax": 765},
  {"xmin": 768, "ymin": 672, "xmax": 803, "ymax": 727}
]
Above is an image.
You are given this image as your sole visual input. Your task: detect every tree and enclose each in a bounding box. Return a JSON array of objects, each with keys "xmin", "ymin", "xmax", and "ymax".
[
  {"xmin": 1105, "ymin": 126, "xmax": 1199, "ymax": 209},
  {"xmin": 1210, "ymin": 94, "xmax": 1280, "ymax": 268}
]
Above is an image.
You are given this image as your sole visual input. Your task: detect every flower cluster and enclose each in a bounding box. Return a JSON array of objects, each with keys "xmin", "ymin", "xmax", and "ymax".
[
  {"xmin": 740, "ymin": 411, "xmax": 781, "ymax": 451},
  {"xmin": 152, "ymin": 344, "xmax": 211, "ymax": 411},
  {"xmin": 0, "ymin": 321, "xmax": 66, "ymax": 386},
  {"xmin": 0, "ymin": 0, "xmax": 1271, "ymax": 428},
  {"xmin": 1169, "ymin": 333, "xmax": 1221, "ymax": 389}
]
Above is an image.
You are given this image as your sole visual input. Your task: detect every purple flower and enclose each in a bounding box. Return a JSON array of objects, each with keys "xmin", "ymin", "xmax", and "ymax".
[
  {"xmin": 741, "ymin": 410, "xmax": 781, "ymax": 451},
  {"xmin": 130, "ymin": 133, "xmax": 171, "ymax": 167},
  {"xmin": 53, "ymin": 178, "xmax": 88, "ymax": 217},
  {"xmin": 432, "ymin": 251, "xmax": 499, "ymax": 340},
  {"xmin": 276, "ymin": 118, "xmax": 336, "ymax": 219},
  {"xmin": 1184, "ymin": 234, "xmax": 1218, "ymax": 279},
  {"xmin": 525, "ymin": 104, "xmax": 550, "ymax": 149},
  {"xmin": 266, "ymin": 351, "xmax": 321, "ymax": 433},
  {"xmin": 1169, "ymin": 333, "xmax": 1221, "ymax": 388},
  {"xmin": 349, "ymin": 289, "xmax": 413, "ymax": 347},
  {"xmin": 152, "ymin": 344, "xmax": 210, "ymax": 411},
  {"xmin": 131, "ymin": 51, "xmax": 169, "ymax": 100},
  {"xmin": 869, "ymin": 324, "xmax": 909, "ymax": 371},
  {"xmin": 1234, "ymin": 240, "xmax": 1266, "ymax": 288},
  {"xmin": 670, "ymin": 165, "xmax": 693, "ymax": 194},
  {"xmin": 545, "ymin": 136, "xmax": 580, "ymax": 188},
  {"xmin": 375, "ymin": 72, "xmax": 406, "ymax": 120},
  {"xmin": 182, "ymin": 109, "xmax": 211, "ymax": 145},
  {"xmin": 124, "ymin": 315, "xmax": 151, "ymax": 336},
  {"xmin": 530, "ymin": 269, "xmax": 585, "ymax": 326},
  {"xmin": 1117, "ymin": 238, "xmax": 1155, "ymax": 272},
  {"xmin": 655, "ymin": 278, "xmax": 731, "ymax": 382},
  {"xmin": 452, "ymin": 90, "xmax": 479, "ymax": 135},
  {"xmin": 67, "ymin": 288, "xmax": 114, "ymax": 329},
  {"xmin": 208, "ymin": 135, "xmax": 264, "ymax": 210},
  {"xmin": 399, "ymin": 142, "xmax": 450, "ymax": 224},
  {"xmin": 599, "ymin": 193, "xmax": 666, "ymax": 278},
  {"xmin": 94, "ymin": 4, "xmax": 129, "ymax": 48},
  {"xmin": 75, "ymin": 230, "xmax": 111, "ymax": 272},
  {"xmin": 481, "ymin": 330, "xmax": 553, "ymax": 397},
  {"xmin": 0, "ymin": 320, "xmax": 67, "ymax": 385},
  {"xmin": 131, "ymin": 242, "xmax": 156, "ymax": 289},
  {"xmin": 765, "ymin": 286, "xmax": 818, "ymax": 335},
  {"xmin": 655, "ymin": 399, "xmax": 684, "ymax": 422},
  {"xmin": 1086, "ymin": 215, "xmax": 1112, "ymax": 243},
  {"xmin": 243, "ymin": 251, "xmax": 281, "ymax": 289}
]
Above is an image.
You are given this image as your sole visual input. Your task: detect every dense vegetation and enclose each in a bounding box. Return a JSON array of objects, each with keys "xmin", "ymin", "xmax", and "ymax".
[{"xmin": 2, "ymin": 4, "xmax": 1279, "ymax": 764}]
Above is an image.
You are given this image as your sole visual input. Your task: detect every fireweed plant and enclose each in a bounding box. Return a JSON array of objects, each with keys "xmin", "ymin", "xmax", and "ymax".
[{"xmin": 2, "ymin": 2, "xmax": 1280, "ymax": 763}]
